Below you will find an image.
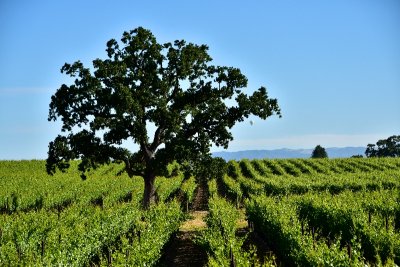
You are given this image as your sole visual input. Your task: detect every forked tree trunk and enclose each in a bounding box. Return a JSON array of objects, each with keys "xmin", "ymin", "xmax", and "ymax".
[{"xmin": 142, "ymin": 170, "xmax": 157, "ymax": 209}]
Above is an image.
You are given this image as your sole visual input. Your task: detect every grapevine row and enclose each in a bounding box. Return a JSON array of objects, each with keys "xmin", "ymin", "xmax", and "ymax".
[
  {"xmin": 0, "ymin": 161, "xmax": 186, "ymax": 214},
  {"xmin": 195, "ymin": 180, "xmax": 272, "ymax": 266},
  {"xmin": 225, "ymin": 159, "xmax": 400, "ymax": 198},
  {"xmin": 296, "ymin": 191, "xmax": 400, "ymax": 265},
  {"xmin": 0, "ymin": 201, "xmax": 183, "ymax": 266}
]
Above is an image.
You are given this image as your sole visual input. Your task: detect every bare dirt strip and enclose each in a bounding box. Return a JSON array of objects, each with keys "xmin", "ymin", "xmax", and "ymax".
[
  {"xmin": 158, "ymin": 182, "xmax": 276, "ymax": 267},
  {"xmin": 158, "ymin": 183, "xmax": 209, "ymax": 267}
]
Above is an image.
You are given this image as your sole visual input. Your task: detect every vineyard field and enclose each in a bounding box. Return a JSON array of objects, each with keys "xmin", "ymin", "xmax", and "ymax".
[
  {"xmin": 0, "ymin": 161, "xmax": 184, "ymax": 266},
  {"xmin": 222, "ymin": 158, "xmax": 400, "ymax": 266},
  {"xmin": 0, "ymin": 158, "xmax": 399, "ymax": 266}
]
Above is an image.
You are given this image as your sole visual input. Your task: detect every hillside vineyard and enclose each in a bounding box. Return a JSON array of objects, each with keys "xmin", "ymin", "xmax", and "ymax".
[{"xmin": 0, "ymin": 158, "xmax": 399, "ymax": 266}]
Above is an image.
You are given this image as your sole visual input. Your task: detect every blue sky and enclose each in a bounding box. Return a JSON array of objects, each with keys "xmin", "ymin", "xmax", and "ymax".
[{"xmin": 0, "ymin": 0, "xmax": 399, "ymax": 159}]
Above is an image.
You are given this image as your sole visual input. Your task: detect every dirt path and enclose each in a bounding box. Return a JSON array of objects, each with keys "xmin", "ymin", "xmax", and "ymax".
[
  {"xmin": 158, "ymin": 230, "xmax": 208, "ymax": 267},
  {"xmin": 191, "ymin": 181, "xmax": 209, "ymax": 211},
  {"xmin": 159, "ymin": 183, "xmax": 277, "ymax": 266},
  {"xmin": 158, "ymin": 183, "xmax": 209, "ymax": 267}
]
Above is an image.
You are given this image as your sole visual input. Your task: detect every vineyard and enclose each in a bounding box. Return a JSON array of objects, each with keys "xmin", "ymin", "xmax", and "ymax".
[{"xmin": 0, "ymin": 158, "xmax": 399, "ymax": 266}]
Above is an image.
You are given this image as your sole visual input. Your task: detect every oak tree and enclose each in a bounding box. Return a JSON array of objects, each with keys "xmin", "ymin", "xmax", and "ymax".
[
  {"xmin": 365, "ymin": 135, "xmax": 400, "ymax": 157},
  {"xmin": 47, "ymin": 27, "xmax": 281, "ymax": 208},
  {"xmin": 311, "ymin": 145, "xmax": 328, "ymax": 158}
]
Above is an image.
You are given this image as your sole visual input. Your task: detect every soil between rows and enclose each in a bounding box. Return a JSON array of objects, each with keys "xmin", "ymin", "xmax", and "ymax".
[
  {"xmin": 158, "ymin": 182, "xmax": 209, "ymax": 267},
  {"xmin": 158, "ymin": 181, "xmax": 275, "ymax": 267}
]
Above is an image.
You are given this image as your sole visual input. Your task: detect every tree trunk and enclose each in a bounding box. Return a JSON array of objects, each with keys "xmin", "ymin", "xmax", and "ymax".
[{"xmin": 142, "ymin": 170, "xmax": 157, "ymax": 209}]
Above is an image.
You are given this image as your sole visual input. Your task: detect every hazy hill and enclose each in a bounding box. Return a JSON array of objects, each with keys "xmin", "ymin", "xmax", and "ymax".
[{"xmin": 212, "ymin": 147, "xmax": 366, "ymax": 161}]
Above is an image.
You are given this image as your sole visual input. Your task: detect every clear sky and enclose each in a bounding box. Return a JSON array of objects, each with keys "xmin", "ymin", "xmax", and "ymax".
[{"xmin": 0, "ymin": 0, "xmax": 399, "ymax": 159}]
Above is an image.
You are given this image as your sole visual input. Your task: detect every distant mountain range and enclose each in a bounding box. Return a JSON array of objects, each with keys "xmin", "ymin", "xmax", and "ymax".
[{"xmin": 212, "ymin": 147, "xmax": 366, "ymax": 161}]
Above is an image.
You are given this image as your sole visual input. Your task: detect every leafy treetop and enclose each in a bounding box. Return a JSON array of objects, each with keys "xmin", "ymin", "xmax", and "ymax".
[
  {"xmin": 46, "ymin": 27, "xmax": 281, "ymax": 207},
  {"xmin": 365, "ymin": 135, "xmax": 400, "ymax": 158},
  {"xmin": 311, "ymin": 145, "xmax": 328, "ymax": 158}
]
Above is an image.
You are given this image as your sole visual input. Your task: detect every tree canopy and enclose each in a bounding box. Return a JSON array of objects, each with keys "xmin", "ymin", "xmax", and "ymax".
[
  {"xmin": 311, "ymin": 145, "xmax": 328, "ymax": 158},
  {"xmin": 365, "ymin": 135, "xmax": 400, "ymax": 158},
  {"xmin": 46, "ymin": 27, "xmax": 281, "ymax": 208}
]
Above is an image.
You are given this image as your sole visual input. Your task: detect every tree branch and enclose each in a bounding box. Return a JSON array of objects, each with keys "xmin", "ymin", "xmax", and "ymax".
[
  {"xmin": 150, "ymin": 126, "xmax": 164, "ymax": 152},
  {"xmin": 140, "ymin": 142, "xmax": 153, "ymax": 163}
]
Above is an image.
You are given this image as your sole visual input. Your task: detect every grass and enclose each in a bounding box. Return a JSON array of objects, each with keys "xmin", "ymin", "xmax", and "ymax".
[{"xmin": 179, "ymin": 211, "xmax": 208, "ymax": 231}]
